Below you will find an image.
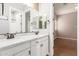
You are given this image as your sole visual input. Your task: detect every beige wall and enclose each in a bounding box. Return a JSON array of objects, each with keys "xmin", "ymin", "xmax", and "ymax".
[
  {"xmin": 56, "ymin": 12, "xmax": 77, "ymax": 39},
  {"xmin": 32, "ymin": 3, "xmax": 39, "ymax": 11}
]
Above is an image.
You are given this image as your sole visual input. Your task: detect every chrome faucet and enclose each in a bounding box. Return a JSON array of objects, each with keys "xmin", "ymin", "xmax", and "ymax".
[
  {"xmin": 5, "ymin": 33, "xmax": 14, "ymax": 39},
  {"xmin": 32, "ymin": 31, "xmax": 39, "ymax": 35}
]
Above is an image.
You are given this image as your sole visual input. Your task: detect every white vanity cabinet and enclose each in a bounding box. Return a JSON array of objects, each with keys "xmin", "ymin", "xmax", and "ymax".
[
  {"xmin": 0, "ymin": 34, "xmax": 49, "ymax": 56},
  {"xmin": 31, "ymin": 39, "xmax": 41, "ymax": 56},
  {"xmin": 14, "ymin": 48, "xmax": 31, "ymax": 56},
  {"xmin": 31, "ymin": 36, "xmax": 49, "ymax": 56},
  {"xmin": 40, "ymin": 36, "xmax": 48, "ymax": 56},
  {"xmin": 0, "ymin": 41, "xmax": 31, "ymax": 56}
]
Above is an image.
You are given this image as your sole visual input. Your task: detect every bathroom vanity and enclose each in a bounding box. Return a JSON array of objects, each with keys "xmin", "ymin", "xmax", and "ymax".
[{"xmin": 0, "ymin": 33, "xmax": 49, "ymax": 56}]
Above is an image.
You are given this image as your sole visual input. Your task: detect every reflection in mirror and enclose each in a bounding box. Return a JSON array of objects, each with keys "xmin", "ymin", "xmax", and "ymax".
[
  {"xmin": 39, "ymin": 15, "xmax": 47, "ymax": 29},
  {"xmin": 10, "ymin": 7, "xmax": 22, "ymax": 33},
  {"xmin": 25, "ymin": 11, "xmax": 30, "ymax": 33},
  {"xmin": 0, "ymin": 3, "xmax": 48, "ymax": 35}
]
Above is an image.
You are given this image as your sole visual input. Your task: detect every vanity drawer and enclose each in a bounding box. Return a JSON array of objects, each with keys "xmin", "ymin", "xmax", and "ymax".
[
  {"xmin": 31, "ymin": 36, "xmax": 48, "ymax": 46},
  {"xmin": 0, "ymin": 41, "xmax": 30, "ymax": 56},
  {"xmin": 40, "ymin": 36, "xmax": 48, "ymax": 42},
  {"xmin": 31, "ymin": 39, "xmax": 41, "ymax": 45}
]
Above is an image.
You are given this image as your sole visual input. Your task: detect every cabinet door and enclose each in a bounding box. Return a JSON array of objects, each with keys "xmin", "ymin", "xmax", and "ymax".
[
  {"xmin": 41, "ymin": 37, "xmax": 48, "ymax": 56},
  {"xmin": 14, "ymin": 48, "xmax": 31, "ymax": 56},
  {"xmin": 31, "ymin": 44, "xmax": 41, "ymax": 56},
  {"xmin": 31, "ymin": 39, "xmax": 41, "ymax": 56},
  {"xmin": 0, "ymin": 41, "xmax": 30, "ymax": 56},
  {"xmin": 31, "ymin": 36, "xmax": 49, "ymax": 56}
]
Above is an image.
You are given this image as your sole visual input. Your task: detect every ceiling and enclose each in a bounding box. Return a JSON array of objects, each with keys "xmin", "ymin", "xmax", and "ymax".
[{"xmin": 54, "ymin": 3, "xmax": 77, "ymax": 15}]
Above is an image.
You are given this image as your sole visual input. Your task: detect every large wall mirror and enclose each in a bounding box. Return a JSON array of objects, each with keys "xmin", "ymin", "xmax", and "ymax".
[{"xmin": 0, "ymin": 3, "xmax": 48, "ymax": 34}]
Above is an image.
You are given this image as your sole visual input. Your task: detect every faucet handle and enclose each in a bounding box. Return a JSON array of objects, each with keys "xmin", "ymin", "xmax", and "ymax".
[
  {"xmin": 6, "ymin": 33, "xmax": 10, "ymax": 39},
  {"xmin": 5, "ymin": 33, "xmax": 15, "ymax": 39},
  {"xmin": 10, "ymin": 34, "xmax": 14, "ymax": 38}
]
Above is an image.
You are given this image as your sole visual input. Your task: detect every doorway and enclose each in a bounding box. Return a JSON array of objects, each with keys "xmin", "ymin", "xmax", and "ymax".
[
  {"xmin": 25, "ymin": 11, "xmax": 30, "ymax": 33},
  {"xmin": 53, "ymin": 3, "xmax": 77, "ymax": 56}
]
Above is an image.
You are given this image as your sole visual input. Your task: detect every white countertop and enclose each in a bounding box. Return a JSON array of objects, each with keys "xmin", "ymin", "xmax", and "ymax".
[{"xmin": 0, "ymin": 33, "xmax": 48, "ymax": 49}]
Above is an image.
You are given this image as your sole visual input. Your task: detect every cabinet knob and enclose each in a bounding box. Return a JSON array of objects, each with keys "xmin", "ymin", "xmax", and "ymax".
[
  {"xmin": 29, "ymin": 50, "xmax": 31, "ymax": 55},
  {"xmin": 40, "ymin": 44, "xmax": 43, "ymax": 47},
  {"xmin": 36, "ymin": 41, "xmax": 39, "ymax": 43}
]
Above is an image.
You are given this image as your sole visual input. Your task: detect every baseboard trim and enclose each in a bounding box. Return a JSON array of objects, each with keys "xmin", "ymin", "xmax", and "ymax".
[{"xmin": 55, "ymin": 37, "xmax": 76, "ymax": 40}]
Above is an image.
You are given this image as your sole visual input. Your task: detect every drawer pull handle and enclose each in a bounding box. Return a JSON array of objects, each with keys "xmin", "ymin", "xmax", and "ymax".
[
  {"xmin": 29, "ymin": 50, "xmax": 31, "ymax": 55},
  {"xmin": 36, "ymin": 41, "xmax": 39, "ymax": 43},
  {"xmin": 40, "ymin": 44, "xmax": 43, "ymax": 47}
]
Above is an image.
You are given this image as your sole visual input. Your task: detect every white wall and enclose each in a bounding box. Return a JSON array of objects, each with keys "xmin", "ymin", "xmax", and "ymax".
[
  {"xmin": 48, "ymin": 4, "xmax": 54, "ymax": 56},
  {"xmin": 39, "ymin": 3, "xmax": 54, "ymax": 55}
]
